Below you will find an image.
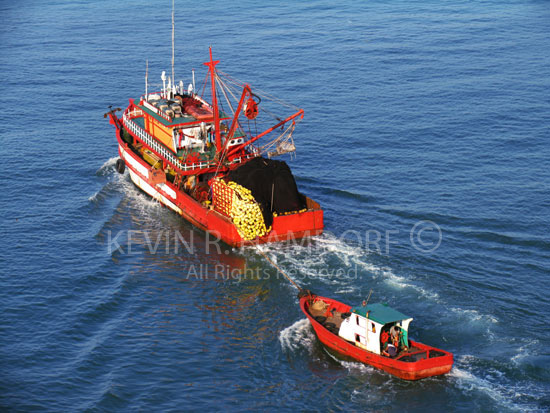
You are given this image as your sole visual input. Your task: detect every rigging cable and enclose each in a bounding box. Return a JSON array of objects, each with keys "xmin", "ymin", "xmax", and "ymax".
[{"xmin": 256, "ymin": 248, "xmax": 304, "ymax": 293}]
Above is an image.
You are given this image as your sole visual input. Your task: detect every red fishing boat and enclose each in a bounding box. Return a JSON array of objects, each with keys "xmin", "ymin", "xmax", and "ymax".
[
  {"xmin": 105, "ymin": 45, "xmax": 323, "ymax": 246},
  {"xmin": 299, "ymin": 293, "xmax": 453, "ymax": 380}
]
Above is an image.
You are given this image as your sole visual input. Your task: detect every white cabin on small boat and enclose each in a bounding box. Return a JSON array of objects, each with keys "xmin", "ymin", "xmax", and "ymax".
[{"xmin": 338, "ymin": 303, "xmax": 413, "ymax": 355}]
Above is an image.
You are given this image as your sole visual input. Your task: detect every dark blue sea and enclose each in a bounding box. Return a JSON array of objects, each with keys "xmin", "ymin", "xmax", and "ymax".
[{"xmin": 1, "ymin": 0, "xmax": 549, "ymax": 411}]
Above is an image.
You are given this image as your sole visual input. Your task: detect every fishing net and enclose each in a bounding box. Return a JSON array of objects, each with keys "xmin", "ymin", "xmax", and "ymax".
[{"xmin": 227, "ymin": 157, "xmax": 307, "ymax": 228}]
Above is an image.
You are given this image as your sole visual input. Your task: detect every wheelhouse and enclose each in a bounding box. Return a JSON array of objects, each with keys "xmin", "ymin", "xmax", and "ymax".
[{"xmin": 338, "ymin": 303, "xmax": 413, "ymax": 355}]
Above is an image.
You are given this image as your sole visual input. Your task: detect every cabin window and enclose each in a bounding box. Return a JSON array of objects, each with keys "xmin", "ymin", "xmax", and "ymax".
[
  {"xmin": 356, "ymin": 316, "xmax": 360, "ymax": 326},
  {"xmin": 355, "ymin": 334, "xmax": 360, "ymax": 343},
  {"xmin": 371, "ymin": 323, "xmax": 376, "ymax": 333}
]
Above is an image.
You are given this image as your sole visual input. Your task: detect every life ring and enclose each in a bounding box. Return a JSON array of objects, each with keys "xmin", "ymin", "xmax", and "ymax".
[
  {"xmin": 381, "ymin": 331, "xmax": 389, "ymax": 344},
  {"xmin": 243, "ymin": 97, "xmax": 258, "ymax": 120}
]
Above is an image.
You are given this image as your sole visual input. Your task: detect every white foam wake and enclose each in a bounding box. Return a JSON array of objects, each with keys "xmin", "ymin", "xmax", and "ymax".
[
  {"xmin": 88, "ymin": 190, "xmax": 100, "ymax": 202},
  {"xmin": 450, "ymin": 354, "xmax": 532, "ymax": 412},
  {"xmin": 323, "ymin": 349, "xmax": 376, "ymax": 375},
  {"xmin": 253, "ymin": 232, "xmax": 433, "ymax": 298},
  {"xmin": 510, "ymin": 338, "xmax": 539, "ymax": 365},
  {"xmin": 91, "ymin": 157, "xmax": 164, "ymax": 221},
  {"xmin": 89, "ymin": 157, "xmax": 121, "ymax": 202},
  {"xmin": 253, "ymin": 232, "xmax": 384, "ymax": 293},
  {"xmin": 251, "ymin": 230, "xmax": 505, "ymax": 339},
  {"xmin": 382, "ymin": 271, "xmax": 440, "ymax": 300},
  {"xmin": 97, "ymin": 156, "xmax": 119, "ymax": 174},
  {"xmin": 279, "ymin": 318, "xmax": 315, "ymax": 354}
]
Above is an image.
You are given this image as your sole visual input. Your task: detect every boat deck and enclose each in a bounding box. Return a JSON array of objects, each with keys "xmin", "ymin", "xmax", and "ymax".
[
  {"xmin": 137, "ymin": 97, "xmax": 231, "ymax": 127},
  {"xmin": 138, "ymin": 101, "xmax": 198, "ymax": 126},
  {"xmin": 132, "ymin": 115, "xmax": 146, "ymax": 129},
  {"xmin": 308, "ymin": 304, "xmax": 345, "ymax": 329}
]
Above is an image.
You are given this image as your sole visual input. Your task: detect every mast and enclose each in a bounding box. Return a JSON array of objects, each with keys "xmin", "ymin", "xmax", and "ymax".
[
  {"xmin": 145, "ymin": 59, "xmax": 148, "ymax": 99},
  {"xmin": 204, "ymin": 47, "xmax": 221, "ymax": 151},
  {"xmin": 171, "ymin": 0, "xmax": 175, "ymax": 94}
]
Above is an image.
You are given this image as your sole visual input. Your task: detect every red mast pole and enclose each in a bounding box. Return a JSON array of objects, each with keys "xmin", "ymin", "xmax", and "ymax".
[
  {"xmin": 226, "ymin": 84, "xmax": 252, "ymax": 141},
  {"xmin": 203, "ymin": 47, "xmax": 221, "ymax": 151}
]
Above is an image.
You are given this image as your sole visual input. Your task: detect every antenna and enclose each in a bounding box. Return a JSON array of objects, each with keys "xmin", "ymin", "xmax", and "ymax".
[
  {"xmin": 145, "ymin": 59, "xmax": 148, "ymax": 99},
  {"xmin": 171, "ymin": 0, "xmax": 175, "ymax": 90}
]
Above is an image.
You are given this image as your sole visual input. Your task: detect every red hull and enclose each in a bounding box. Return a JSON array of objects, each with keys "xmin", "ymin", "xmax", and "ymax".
[
  {"xmin": 115, "ymin": 126, "xmax": 324, "ymax": 247},
  {"xmin": 300, "ymin": 295, "xmax": 453, "ymax": 380}
]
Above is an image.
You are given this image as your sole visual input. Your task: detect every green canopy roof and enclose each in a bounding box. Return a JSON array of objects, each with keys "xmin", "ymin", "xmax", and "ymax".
[{"xmin": 352, "ymin": 303, "xmax": 412, "ymax": 325}]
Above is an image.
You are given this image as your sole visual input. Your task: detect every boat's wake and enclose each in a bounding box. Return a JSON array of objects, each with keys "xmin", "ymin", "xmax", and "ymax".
[
  {"xmin": 450, "ymin": 354, "xmax": 541, "ymax": 412},
  {"xmin": 279, "ymin": 318, "xmax": 316, "ymax": 355},
  {"xmin": 90, "ymin": 156, "xmax": 163, "ymax": 217},
  {"xmin": 96, "ymin": 156, "xmax": 119, "ymax": 176},
  {"xmin": 251, "ymin": 232, "xmax": 450, "ymax": 310},
  {"xmin": 252, "ymin": 232, "xmax": 388, "ymax": 296},
  {"xmin": 323, "ymin": 349, "xmax": 376, "ymax": 375},
  {"xmin": 88, "ymin": 157, "xmax": 121, "ymax": 203},
  {"xmin": 253, "ymin": 232, "xmax": 501, "ymax": 338}
]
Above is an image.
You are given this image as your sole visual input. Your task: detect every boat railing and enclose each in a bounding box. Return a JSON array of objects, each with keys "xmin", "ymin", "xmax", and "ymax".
[
  {"xmin": 229, "ymin": 154, "xmax": 257, "ymax": 165},
  {"xmin": 127, "ymin": 108, "xmax": 144, "ymax": 119},
  {"xmin": 123, "ymin": 110, "xmax": 188, "ymax": 171}
]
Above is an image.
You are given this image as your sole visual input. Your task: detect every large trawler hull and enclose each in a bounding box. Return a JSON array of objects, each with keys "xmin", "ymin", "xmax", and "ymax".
[
  {"xmin": 106, "ymin": 47, "xmax": 324, "ymax": 246},
  {"xmin": 116, "ymin": 127, "xmax": 324, "ymax": 247}
]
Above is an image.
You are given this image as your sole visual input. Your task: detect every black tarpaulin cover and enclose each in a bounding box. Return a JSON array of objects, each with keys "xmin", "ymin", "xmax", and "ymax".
[{"xmin": 227, "ymin": 157, "xmax": 307, "ymax": 228}]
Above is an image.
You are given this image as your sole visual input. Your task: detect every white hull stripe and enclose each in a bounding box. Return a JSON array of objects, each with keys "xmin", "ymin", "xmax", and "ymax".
[
  {"xmin": 119, "ymin": 144, "xmax": 182, "ymax": 214},
  {"xmin": 157, "ymin": 183, "xmax": 177, "ymax": 200},
  {"xmin": 122, "ymin": 147, "xmax": 150, "ymax": 179},
  {"xmin": 127, "ymin": 169, "xmax": 183, "ymax": 215}
]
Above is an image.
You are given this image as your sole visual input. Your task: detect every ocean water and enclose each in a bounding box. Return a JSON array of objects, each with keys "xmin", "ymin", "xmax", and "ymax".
[{"xmin": 1, "ymin": 0, "xmax": 550, "ymax": 411}]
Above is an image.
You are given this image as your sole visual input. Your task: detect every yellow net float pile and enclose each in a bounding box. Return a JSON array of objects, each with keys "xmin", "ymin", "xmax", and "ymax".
[
  {"xmin": 227, "ymin": 181, "xmax": 271, "ymax": 240},
  {"xmin": 213, "ymin": 179, "xmax": 271, "ymax": 240}
]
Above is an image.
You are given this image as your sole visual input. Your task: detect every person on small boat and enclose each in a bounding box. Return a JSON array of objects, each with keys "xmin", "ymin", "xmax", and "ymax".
[
  {"xmin": 390, "ymin": 325, "xmax": 409, "ymax": 352},
  {"xmin": 382, "ymin": 325, "xmax": 408, "ymax": 357},
  {"xmin": 390, "ymin": 325, "xmax": 400, "ymax": 341},
  {"xmin": 383, "ymin": 340, "xmax": 397, "ymax": 357}
]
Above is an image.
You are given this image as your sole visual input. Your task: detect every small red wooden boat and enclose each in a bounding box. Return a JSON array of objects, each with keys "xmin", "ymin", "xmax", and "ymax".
[{"xmin": 299, "ymin": 293, "xmax": 453, "ymax": 380}]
